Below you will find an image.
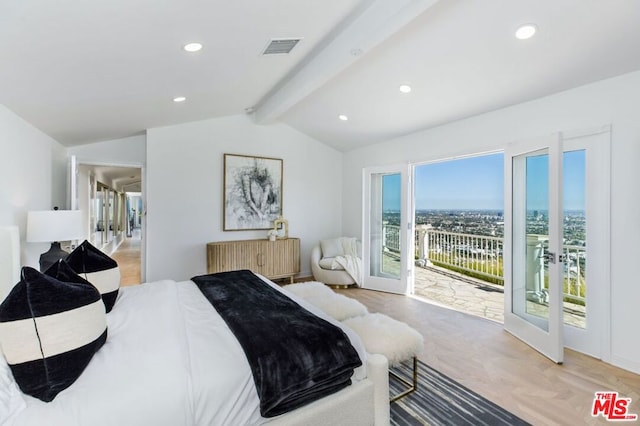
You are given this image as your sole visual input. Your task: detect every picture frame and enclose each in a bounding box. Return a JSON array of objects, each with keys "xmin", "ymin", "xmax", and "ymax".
[{"xmin": 223, "ymin": 153, "xmax": 283, "ymax": 231}]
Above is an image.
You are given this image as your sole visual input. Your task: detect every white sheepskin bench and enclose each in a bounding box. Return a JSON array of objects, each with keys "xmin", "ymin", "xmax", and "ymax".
[
  {"xmin": 343, "ymin": 313, "xmax": 423, "ymax": 402},
  {"xmin": 283, "ymin": 281, "xmax": 368, "ymax": 321},
  {"xmin": 283, "ymin": 281, "xmax": 333, "ymax": 299}
]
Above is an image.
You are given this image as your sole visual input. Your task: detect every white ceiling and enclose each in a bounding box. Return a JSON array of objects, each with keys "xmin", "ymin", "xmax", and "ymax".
[
  {"xmin": 1, "ymin": 0, "xmax": 639, "ymax": 152},
  {"xmin": 95, "ymin": 166, "xmax": 142, "ymax": 193},
  {"xmin": 80, "ymin": 165, "xmax": 142, "ymax": 193}
]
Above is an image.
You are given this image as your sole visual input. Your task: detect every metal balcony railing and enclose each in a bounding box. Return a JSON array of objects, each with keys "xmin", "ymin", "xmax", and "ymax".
[
  {"xmin": 424, "ymin": 229, "xmax": 504, "ymax": 284},
  {"xmin": 381, "ymin": 224, "xmax": 586, "ymax": 304}
]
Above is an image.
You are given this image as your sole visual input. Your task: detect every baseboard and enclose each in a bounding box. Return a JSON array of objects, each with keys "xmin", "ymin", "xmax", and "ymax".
[{"xmin": 611, "ymin": 354, "xmax": 640, "ymax": 375}]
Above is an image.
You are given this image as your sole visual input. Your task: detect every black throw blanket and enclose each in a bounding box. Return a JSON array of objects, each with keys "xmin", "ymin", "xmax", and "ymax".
[{"xmin": 191, "ymin": 270, "xmax": 362, "ymax": 417}]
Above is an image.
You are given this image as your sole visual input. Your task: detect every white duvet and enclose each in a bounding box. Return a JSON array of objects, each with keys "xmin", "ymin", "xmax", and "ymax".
[{"xmin": 3, "ymin": 277, "xmax": 367, "ymax": 426}]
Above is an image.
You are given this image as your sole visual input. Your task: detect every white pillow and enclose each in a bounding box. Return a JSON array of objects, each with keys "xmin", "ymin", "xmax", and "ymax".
[
  {"xmin": 0, "ymin": 353, "xmax": 26, "ymax": 425},
  {"xmin": 320, "ymin": 238, "xmax": 344, "ymax": 259}
]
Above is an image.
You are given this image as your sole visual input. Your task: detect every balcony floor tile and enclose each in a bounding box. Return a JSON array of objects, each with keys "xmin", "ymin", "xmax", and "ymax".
[{"xmin": 412, "ymin": 262, "xmax": 586, "ymax": 328}]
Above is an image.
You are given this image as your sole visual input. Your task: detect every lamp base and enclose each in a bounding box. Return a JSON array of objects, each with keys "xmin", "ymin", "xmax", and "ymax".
[{"xmin": 39, "ymin": 242, "xmax": 69, "ymax": 272}]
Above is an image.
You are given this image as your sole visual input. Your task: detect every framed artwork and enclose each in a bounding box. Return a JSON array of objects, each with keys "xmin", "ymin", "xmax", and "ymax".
[{"xmin": 223, "ymin": 154, "xmax": 283, "ymax": 231}]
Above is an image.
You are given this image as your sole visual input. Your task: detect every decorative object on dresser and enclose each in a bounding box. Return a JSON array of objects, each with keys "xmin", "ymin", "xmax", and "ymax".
[
  {"xmin": 223, "ymin": 153, "xmax": 283, "ymax": 231},
  {"xmin": 273, "ymin": 216, "xmax": 288, "ymax": 239},
  {"xmin": 207, "ymin": 238, "xmax": 300, "ymax": 283}
]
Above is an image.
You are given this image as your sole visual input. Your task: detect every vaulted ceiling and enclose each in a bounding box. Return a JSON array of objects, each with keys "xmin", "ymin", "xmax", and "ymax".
[{"xmin": 1, "ymin": 0, "xmax": 639, "ymax": 151}]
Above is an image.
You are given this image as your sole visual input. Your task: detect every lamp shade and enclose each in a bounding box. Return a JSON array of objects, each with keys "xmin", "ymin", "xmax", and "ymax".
[{"xmin": 26, "ymin": 210, "xmax": 84, "ymax": 242}]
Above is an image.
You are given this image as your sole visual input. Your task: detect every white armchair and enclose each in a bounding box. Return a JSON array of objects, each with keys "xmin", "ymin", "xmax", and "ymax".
[{"xmin": 310, "ymin": 237, "xmax": 362, "ymax": 287}]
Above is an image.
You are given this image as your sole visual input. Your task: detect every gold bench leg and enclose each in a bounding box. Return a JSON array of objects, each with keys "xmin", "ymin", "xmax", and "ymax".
[{"xmin": 389, "ymin": 356, "xmax": 418, "ymax": 402}]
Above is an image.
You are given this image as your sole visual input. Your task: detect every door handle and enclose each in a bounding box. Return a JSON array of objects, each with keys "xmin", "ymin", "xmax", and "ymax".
[{"xmin": 545, "ymin": 252, "xmax": 564, "ymax": 264}]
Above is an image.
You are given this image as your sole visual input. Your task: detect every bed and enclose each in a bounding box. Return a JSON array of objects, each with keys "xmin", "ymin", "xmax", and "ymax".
[{"xmin": 0, "ymin": 228, "xmax": 390, "ymax": 426}]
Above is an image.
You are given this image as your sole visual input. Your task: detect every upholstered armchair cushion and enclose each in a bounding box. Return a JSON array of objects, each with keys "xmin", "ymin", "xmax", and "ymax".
[
  {"xmin": 318, "ymin": 258, "xmax": 339, "ymax": 270},
  {"xmin": 311, "ymin": 238, "xmax": 362, "ymax": 286},
  {"xmin": 320, "ymin": 238, "xmax": 345, "ymax": 259}
]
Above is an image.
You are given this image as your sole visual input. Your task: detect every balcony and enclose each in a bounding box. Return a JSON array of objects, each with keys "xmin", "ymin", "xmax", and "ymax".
[{"xmin": 381, "ymin": 224, "xmax": 586, "ymax": 326}]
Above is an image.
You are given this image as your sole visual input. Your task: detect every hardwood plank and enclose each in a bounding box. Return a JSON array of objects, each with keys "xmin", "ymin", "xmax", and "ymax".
[
  {"xmin": 335, "ymin": 288, "xmax": 640, "ymax": 425},
  {"xmin": 111, "ymin": 233, "xmax": 141, "ymax": 286}
]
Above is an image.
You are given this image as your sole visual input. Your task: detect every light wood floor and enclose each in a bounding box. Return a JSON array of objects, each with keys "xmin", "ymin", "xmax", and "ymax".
[
  {"xmin": 111, "ymin": 231, "xmax": 141, "ymax": 286},
  {"xmin": 113, "ymin": 241, "xmax": 639, "ymax": 425},
  {"xmin": 336, "ymin": 288, "xmax": 640, "ymax": 425}
]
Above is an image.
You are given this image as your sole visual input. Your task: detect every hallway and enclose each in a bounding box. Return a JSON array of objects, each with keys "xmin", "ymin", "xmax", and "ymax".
[{"xmin": 111, "ymin": 229, "xmax": 141, "ymax": 286}]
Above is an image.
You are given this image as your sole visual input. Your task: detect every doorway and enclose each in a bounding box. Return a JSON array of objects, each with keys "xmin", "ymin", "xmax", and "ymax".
[
  {"xmin": 412, "ymin": 152, "xmax": 505, "ymax": 321},
  {"xmin": 362, "ymin": 127, "xmax": 610, "ymax": 362},
  {"xmin": 72, "ymin": 160, "xmax": 144, "ymax": 285}
]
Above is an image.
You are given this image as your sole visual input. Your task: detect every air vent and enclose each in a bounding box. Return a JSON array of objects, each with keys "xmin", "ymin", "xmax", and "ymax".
[{"xmin": 263, "ymin": 38, "xmax": 301, "ymax": 55}]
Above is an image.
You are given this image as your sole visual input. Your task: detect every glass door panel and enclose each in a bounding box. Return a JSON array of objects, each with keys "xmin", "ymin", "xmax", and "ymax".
[
  {"xmin": 512, "ymin": 153, "xmax": 551, "ymax": 329},
  {"xmin": 370, "ymin": 173, "xmax": 401, "ymax": 280},
  {"xmin": 562, "ymin": 127, "xmax": 610, "ymax": 358},
  {"xmin": 107, "ymin": 190, "xmax": 114, "ymax": 243},
  {"xmin": 562, "ymin": 149, "xmax": 586, "ymax": 329},
  {"xmin": 95, "ymin": 187, "xmax": 105, "ymax": 246},
  {"xmin": 363, "ymin": 165, "xmax": 410, "ymax": 294},
  {"xmin": 505, "ymin": 134, "xmax": 563, "ymax": 363}
]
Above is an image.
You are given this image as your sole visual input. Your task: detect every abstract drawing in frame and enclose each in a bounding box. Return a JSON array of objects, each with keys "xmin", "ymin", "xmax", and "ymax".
[{"xmin": 223, "ymin": 154, "xmax": 283, "ymax": 231}]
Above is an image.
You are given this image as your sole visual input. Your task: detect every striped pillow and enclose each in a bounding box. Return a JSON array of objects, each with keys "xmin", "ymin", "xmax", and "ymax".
[
  {"xmin": 44, "ymin": 259, "xmax": 96, "ymax": 292},
  {"xmin": 0, "ymin": 267, "xmax": 107, "ymax": 402},
  {"xmin": 65, "ymin": 240, "xmax": 120, "ymax": 312}
]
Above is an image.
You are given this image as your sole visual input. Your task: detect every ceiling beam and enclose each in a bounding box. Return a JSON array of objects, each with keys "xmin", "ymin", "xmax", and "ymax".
[{"xmin": 253, "ymin": 0, "xmax": 440, "ymax": 124}]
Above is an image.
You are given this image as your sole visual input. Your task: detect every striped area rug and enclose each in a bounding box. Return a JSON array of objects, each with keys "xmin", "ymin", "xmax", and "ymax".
[{"xmin": 390, "ymin": 360, "xmax": 531, "ymax": 426}]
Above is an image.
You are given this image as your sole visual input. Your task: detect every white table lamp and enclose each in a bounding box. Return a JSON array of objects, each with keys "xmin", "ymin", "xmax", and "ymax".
[{"xmin": 27, "ymin": 209, "xmax": 84, "ymax": 271}]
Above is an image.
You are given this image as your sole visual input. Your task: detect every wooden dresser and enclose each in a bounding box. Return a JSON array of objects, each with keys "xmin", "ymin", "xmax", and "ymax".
[{"xmin": 206, "ymin": 238, "xmax": 300, "ymax": 283}]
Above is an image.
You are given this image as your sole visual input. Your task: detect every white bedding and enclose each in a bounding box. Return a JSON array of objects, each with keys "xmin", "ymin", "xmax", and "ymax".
[{"xmin": 5, "ymin": 276, "xmax": 368, "ymax": 426}]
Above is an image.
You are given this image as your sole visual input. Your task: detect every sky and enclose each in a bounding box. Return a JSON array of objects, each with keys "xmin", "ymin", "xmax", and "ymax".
[{"xmin": 383, "ymin": 151, "xmax": 586, "ymax": 211}]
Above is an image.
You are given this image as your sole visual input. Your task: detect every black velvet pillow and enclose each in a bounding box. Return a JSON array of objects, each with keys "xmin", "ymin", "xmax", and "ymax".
[
  {"xmin": 0, "ymin": 267, "xmax": 107, "ymax": 402},
  {"xmin": 44, "ymin": 259, "xmax": 96, "ymax": 289},
  {"xmin": 65, "ymin": 240, "xmax": 121, "ymax": 313}
]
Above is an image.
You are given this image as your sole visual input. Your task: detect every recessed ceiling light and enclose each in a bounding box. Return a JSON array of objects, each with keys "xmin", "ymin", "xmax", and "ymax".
[
  {"xmin": 399, "ymin": 84, "xmax": 412, "ymax": 93},
  {"xmin": 183, "ymin": 42, "xmax": 203, "ymax": 52},
  {"xmin": 338, "ymin": 114, "xmax": 348, "ymax": 121},
  {"xmin": 173, "ymin": 96, "xmax": 186, "ymax": 103},
  {"xmin": 515, "ymin": 24, "xmax": 537, "ymax": 40}
]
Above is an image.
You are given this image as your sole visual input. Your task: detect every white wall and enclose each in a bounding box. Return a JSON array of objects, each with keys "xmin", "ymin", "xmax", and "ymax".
[
  {"xmin": 342, "ymin": 70, "xmax": 640, "ymax": 374},
  {"xmin": 0, "ymin": 105, "xmax": 67, "ymax": 268},
  {"xmin": 67, "ymin": 134, "xmax": 146, "ymax": 166},
  {"xmin": 146, "ymin": 114, "xmax": 343, "ymax": 282}
]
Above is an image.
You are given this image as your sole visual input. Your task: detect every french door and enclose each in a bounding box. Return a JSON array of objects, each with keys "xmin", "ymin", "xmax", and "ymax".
[
  {"xmin": 362, "ymin": 165, "xmax": 412, "ymax": 294},
  {"xmin": 504, "ymin": 134, "xmax": 564, "ymax": 363},
  {"xmin": 504, "ymin": 127, "xmax": 611, "ymax": 363},
  {"xmin": 561, "ymin": 127, "xmax": 610, "ymax": 359}
]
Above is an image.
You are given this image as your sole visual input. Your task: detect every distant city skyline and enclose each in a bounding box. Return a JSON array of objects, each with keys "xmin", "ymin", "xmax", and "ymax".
[
  {"xmin": 415, "ymin": 153, "xmax": 503, "ymax": 210},
  {"xmin": 383, "ymin": 151, "xmax": 586, "ymax": 212}
]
